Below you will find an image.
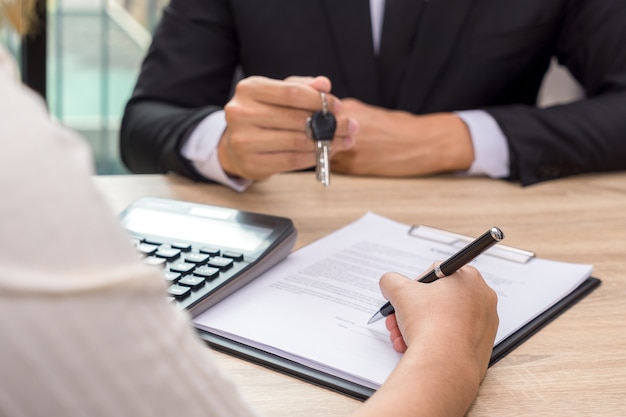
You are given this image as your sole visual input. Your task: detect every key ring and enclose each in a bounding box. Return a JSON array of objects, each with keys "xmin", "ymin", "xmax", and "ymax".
[{"xmin": 320, "ymin": 91, "xmax": 329, "ymax": 115}]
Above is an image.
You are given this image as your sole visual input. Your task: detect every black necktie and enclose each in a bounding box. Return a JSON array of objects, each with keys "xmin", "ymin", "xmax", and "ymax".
[{"xmin": 377, "ymin": 0, "xmax": 422, "ymax": 108}]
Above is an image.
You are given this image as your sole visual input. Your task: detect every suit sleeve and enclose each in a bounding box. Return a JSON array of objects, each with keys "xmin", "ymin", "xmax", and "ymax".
[
  {"xmin": 120, "ymin": 0, "xmax": 237, "ymax": 177},
  {"xmin": 486, "ymin": 0, "xmax": 626, "ymax": 185}
]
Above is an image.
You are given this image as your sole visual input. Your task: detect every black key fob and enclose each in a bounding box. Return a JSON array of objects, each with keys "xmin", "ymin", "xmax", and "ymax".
[{"xmin": 306, "ymin": 111, "xmax": 337, "ymax": 141}]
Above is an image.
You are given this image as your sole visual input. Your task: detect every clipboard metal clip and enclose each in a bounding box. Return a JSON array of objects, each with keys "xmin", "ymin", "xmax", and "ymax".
[{"xmin": 408, "ymin": 225, "xmax": 535, "ymax": 264}]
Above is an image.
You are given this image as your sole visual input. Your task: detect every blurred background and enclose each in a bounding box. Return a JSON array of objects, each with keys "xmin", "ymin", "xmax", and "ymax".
[
  {"xmin": 0, "ymin": 0, "xmax": 583, "ymax": 176},
  {"xmin": 1, "ymin": 0, "xmax": 167, "ymax": 174}
]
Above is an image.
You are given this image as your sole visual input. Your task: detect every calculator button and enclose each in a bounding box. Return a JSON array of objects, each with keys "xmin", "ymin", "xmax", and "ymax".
[
  {"xmin": 178, "ymin": 275, "xmax": 206, "ymax": 290},
  {"xmin": 169, "ymin": 261, "xmax": 195, "ymax": 275},
  {"xmin": 171, "ymin": 242, "xmax": 192, "ymax": 252},
  {"xmin": 222, "ymin": 251, "xmax": 244, "ymax": 261},
  {"xmin": 144, "ymin": 256, "xmax": 167, "ymax": 267},
  {"xmin": 193, "ymin": 266, "xmax": 220, "ymax": 281},
  {"xmin": 154, "ymin": 247, "xmax": 181, "ymax": 261},
  {"xmin": 164, "ymin": 271, "xmax": 181, "ymax": 284},
  {"xmin": 199, "ymin": 247, "xmax": 221, "ymax": 256},
  {"xmin": 184, "ymin": 253, "xmax": 210, "ymax": 264},
  {"xmin": 167, "ymin": 285, "xmax": 191, "ymax": 300},
  {"xmin": 129, "ymin": 231, "xmax": 257, "ymax": 312},
  {"xmin": 137, "ymin": 243, "xmax": 158, "ymax": 256},
  {"xmin": 207, "ymin": 256, "xmax": 234, "ymax": 271}
]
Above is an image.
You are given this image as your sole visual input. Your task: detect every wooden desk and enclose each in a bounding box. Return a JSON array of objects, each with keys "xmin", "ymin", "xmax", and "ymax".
[{"xmin": 94, "ymin": 172, "xmax": 626, "ymax": 416}]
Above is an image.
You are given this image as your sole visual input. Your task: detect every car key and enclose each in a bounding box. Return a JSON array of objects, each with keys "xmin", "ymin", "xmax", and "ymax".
[{"xmin": 305, "ymin": 92, "xmax": 336, "ymax": 187}]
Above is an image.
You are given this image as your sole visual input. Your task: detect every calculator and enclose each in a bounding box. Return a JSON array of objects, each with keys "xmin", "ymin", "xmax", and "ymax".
[{"xmin": 120, "ymin": 197, "xmax": 297, "ymax": 316}]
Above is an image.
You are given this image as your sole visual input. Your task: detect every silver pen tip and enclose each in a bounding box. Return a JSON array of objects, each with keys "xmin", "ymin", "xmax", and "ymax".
[{"xmin": 367, "ymin": 311, "xmax": 384, "ymax": 325}]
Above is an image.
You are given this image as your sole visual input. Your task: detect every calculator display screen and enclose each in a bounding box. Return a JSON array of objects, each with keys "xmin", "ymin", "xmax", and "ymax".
[{"xmin": 122, "ymin": 208, "xmax": 273, "ymax": 252}]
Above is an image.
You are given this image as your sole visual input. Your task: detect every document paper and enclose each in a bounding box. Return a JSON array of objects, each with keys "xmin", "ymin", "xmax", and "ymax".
[{"xmin": 193, "ymin": 213, "xmax": 593, "ymax": 390}]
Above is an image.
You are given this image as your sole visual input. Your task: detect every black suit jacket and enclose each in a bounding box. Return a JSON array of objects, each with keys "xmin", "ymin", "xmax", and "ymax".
[{"xmin": 121, "ymin": 0, "xmax": 626, "ymax": 185}]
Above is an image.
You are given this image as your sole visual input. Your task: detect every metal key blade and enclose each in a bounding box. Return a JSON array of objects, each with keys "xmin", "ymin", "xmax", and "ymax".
[
  {"xmin": 307, "ymin": 107, "xmax": 336, "ymax": 187},
  {"xmin": 315, "ymin": 140, "xmax": 331, "ymax": 187}
]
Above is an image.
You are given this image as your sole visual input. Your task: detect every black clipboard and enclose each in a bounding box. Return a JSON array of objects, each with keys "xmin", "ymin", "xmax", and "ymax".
[{"xmin": 195, "ymin": 225, "xmax": 602, "ymax": 400}]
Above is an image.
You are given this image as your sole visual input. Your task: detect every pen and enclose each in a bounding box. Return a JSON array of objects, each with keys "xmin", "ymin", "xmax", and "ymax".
[{"xmin": 367, "ymin": 226, "xmax": 505, "ymax": 324}]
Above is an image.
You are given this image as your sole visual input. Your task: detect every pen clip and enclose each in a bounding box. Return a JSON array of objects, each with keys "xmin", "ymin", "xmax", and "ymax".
[{"xmin": 407, "ymin": 225, "xmax": 535, "ymax": 264}]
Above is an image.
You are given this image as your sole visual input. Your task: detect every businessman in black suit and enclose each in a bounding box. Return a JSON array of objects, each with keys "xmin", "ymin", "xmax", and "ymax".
[{"xmin": 121, "ymin": 0, "xmax": 626, "ymax": 187}]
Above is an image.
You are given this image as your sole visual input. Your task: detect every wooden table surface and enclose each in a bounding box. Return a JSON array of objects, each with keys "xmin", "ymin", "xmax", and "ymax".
[{"xmin": 94, "ymin": 172, "xmax": 626, "ymax": 416}]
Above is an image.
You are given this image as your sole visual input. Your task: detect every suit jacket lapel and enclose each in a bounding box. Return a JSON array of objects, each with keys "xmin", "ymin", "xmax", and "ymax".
[
  {"xmin": 322, "ymin": 0, "xmax": 381, "ymax": 104},
  {"xmin": 398, "ymin": 0, "xmax": 475, "ymax": 112}
]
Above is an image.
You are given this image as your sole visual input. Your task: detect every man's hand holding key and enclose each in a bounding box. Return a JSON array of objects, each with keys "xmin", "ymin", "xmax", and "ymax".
[{"xmin": 217, "ymin": 76, "xmax": 358, "ymax": 182}]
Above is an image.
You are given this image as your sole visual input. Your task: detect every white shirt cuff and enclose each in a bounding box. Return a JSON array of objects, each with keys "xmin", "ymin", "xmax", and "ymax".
[
  {"xmin": 181, "ymin": 111, "xmax": 252, "ymax": 192},
  {"xmin": 455, "ymin": 110, "xmax": 510, "ymax": 178}
]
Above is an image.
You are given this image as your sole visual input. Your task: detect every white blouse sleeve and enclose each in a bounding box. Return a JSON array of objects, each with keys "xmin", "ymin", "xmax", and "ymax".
[{"xmin": 0, "ymin": 45, "xmax": 263, "ymax": 417}]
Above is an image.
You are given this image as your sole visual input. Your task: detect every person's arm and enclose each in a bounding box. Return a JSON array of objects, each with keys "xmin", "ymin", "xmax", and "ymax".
[
  {"xmin": 120, "ymin": 99, "xmax": 219, "ymax": 179},
  {"xmin": 181, "ymin": 110, "xmax": 252, "ymax": 191},
  {"xmin": 486, "ymin": 0, "xmax": 626, "ymax": 185},
  {"xmin": 120, "ymin": 0, "xmax": 238, "ymax": 177},
  {"xmin": 1, "ymin": 52, "xmax": 263, "ymax": 416},
  {"xmin": 330, "ymin": 104, "xmax": 512, "ymax": 180},
  {"xmin": 121, "ymin": 0, "xmax": 357, "ymax": 183},
  {"xmin": 177, "ymin": 78, "xmax": 358, "ymax": 188},
  {"xmin": 352, "ymin": 269, "xmax": 498, "ymax": 417},
  {"xmin": 332, "ymin": 0, "xmax": 626, "ymax": 186},
  {"xmin": 330, "ymin": 101, "xmax": 476, "ymax": 177}
]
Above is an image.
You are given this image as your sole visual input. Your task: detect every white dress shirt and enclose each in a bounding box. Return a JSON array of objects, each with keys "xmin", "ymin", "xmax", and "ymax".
[{"xmin": 182, "ymin": 0, "xmax": 510, "ymax": 190}]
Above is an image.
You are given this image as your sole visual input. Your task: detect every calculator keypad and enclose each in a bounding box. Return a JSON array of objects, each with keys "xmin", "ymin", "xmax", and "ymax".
[{"xmin": 131, "ymin": 235, "xmax": 247, "ymax": 311}]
